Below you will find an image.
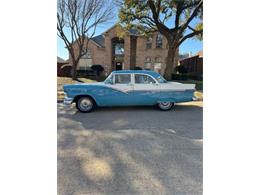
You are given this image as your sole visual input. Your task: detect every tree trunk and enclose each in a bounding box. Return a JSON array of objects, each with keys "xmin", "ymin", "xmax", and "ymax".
[
  {"xmin": 71, "ymin": 59, "xmax": 77, "ymax": 80},
  {"xmin": 164, "ymin": 44, "xmax": 178, "ymax": 80}
]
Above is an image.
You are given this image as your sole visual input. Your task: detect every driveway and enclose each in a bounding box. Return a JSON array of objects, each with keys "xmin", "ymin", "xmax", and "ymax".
[{"xmin": 57, "ymin": 101, "xmax": 203, "ymax": 195}]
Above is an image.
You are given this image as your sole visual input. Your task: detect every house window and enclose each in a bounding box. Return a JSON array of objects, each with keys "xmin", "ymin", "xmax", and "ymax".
[
  {"xmin": 135, "ymin": 74, "xmax": 156, "ymax": 84},
  {"xmin": 115, "ymin": 74, "xmax": 131, "ymax": 84},
  {"xmin": 146, "ymin": 37, "xmax": 152, "ymax": 49},
  {"xmin": 154, "ymin": 56, "xmax": 162, "ymax": 73},
  {"xmin": 81, "ymin": 48, "xmax": 91, "ymax": 59},
  {"xmin": 155, "ymin": 57, "xmax": 162, "ymax": 63},
  {"xmin": 115, "ymin": 43, "xmax": 124, "ymax": 55},
  {"xmin": 144, "ymin": 57, "xmax": 152, "ymax": 70},
  {"xmin": 156, "ymin": 33, "xmax": 163, "ymax": 48}
]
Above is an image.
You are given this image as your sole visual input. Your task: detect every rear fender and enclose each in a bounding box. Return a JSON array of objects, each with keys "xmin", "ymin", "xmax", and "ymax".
[{"xmin": 157, "ymin": 98, "xmax": 175, "ymax": 103}]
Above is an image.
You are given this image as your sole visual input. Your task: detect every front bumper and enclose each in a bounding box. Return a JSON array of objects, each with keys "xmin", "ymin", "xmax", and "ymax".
[{"xmin": 64, "ymin": 96, "xmax": 73, "ymax": 105}]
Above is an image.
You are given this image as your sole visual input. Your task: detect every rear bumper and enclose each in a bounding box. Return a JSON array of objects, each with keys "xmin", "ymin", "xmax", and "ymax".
[
  {"xmin": 64, "ymin": 97, "xmax": 73, "ymax": 105},
  {"xmin": 192, "ymin": 96, "xmax": 198, "ymax": 101}
]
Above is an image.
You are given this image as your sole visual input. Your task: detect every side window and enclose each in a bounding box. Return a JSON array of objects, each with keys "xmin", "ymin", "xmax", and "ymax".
[
  {"xmin": 135, "ymin": 74, "xmax": 155, "ymax": 84},
  {"xmin": 146, "ymin": 37, "xmax": 152, "ymax": 49},
  {"xmin": 156, "ymin": 33, "xmax": 163, "ymax": 48},
  {"xmin": 115, "ymin": 74, "xmax": 131, "ymax": 84},
  {"xmin": 81, "ymin": 48, "xmax": 91, "ymax": 59}
]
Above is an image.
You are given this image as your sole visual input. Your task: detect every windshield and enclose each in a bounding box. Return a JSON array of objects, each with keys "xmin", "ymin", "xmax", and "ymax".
[
  {"xmin": 156, "ymin": 75, "xmax": 168, "ymax": 83},
  {"xmin": 104, "ymin": 73, "xmax": 113, "ymax": 83}
]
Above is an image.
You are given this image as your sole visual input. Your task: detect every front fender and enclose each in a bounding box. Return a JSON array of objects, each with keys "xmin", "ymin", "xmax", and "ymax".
[{"xmin": 71, "ymin": 92, "xmax": 100, "ymax": 105}]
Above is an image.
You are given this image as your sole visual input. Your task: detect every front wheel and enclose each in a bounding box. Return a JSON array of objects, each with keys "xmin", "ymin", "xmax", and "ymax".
[
  {"xmin": 157, "ymin": 102, "xmax": 174, "ymax": 111},
  {"xmin": 76, "ymin": 96, "xmax": 95, "ymax": 113}
]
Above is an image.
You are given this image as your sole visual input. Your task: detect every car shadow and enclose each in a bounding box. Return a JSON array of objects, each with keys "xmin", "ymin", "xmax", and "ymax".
[
  {"xmin": 57, "ymin": 102, "xmax": 203, "ymax": 140},
  {"xmin": 58, "ymin": 102, "xmax": 203, "ymax": 194}
]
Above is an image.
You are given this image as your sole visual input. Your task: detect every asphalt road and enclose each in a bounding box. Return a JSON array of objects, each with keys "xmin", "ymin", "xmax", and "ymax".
[{"xmin": 58, "ymin": 101, "xmax": 203, "ymax": 195}]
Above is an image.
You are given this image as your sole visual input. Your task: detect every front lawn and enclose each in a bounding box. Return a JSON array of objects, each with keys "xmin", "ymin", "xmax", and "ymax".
[{"xmin": 57, "ymin": 77, "xmax": 95, "ymax": 100}]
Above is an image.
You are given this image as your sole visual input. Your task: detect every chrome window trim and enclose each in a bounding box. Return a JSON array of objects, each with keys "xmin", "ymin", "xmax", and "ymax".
[
  {"xmin": 133, "ymin": 73, "xmax": 158, "ymax": 84},
  {"xmin": 113, "ymin": 73, "xmax": 132, "ymax": 84}
]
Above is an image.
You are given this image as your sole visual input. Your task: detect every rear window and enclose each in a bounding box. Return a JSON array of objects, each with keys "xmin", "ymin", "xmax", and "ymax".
[{"xmin": 135, "ymin": 74, "xmax": 156, "ymax": 84}]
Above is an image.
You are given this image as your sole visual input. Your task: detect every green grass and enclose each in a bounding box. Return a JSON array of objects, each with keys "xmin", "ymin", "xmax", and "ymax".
[{"xmin": 57, "ymin": 77, "xmax": 95, "ymax": 100}]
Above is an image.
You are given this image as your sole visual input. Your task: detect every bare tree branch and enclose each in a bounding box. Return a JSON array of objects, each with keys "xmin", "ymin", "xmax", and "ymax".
[
  {"xmin": 57, "ymin": 0, "xmax": 114, "ymax": 79},
  {"xmin": 178, "ymin": 29, "xmax": 203, "ymax": 47},
  {"xmin": 147, "ymin": 0, "xmax": 170, "ymax": 35},
  {"xmin": 180, "ymin": 0, "xmax": 203, "ymax": 33}
]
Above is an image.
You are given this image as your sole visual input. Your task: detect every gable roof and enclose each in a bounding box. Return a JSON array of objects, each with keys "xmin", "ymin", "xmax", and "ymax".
[
  {"xmin": 102, "ymin": 24, "xmax": 140, "ymax": 36},
  {"xmin": 91, "ymin": 35, "xmax": 105, "ymax": 47},
  {"xmin": 128, "ymin": 29, "xmax": 138, "ymax": 36},
  {"xmin": 57, "ymin": 56, "xmax": 66, "ymax": 63}
]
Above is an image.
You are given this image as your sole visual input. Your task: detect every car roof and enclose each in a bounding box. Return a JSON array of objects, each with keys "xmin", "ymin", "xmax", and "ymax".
[{"xmin": 112, "ymin": 70, "xmax": 161, "ymax": 78}]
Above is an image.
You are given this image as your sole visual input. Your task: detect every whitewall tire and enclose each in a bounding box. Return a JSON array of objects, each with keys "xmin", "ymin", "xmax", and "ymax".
[
  {"xmin": 76, "ymin": 97, "xmax": 94, "ymax": 113},
  {"xmin": 158, "ymin": 102, "xmax": 174, "ymax": 111}
]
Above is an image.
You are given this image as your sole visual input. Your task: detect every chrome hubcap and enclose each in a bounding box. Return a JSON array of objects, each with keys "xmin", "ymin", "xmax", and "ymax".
[
  {"xmin": 79, "ymin": 98, "xmax": 93, "ymax": 111},
  {"xmin": 159, "ymin": 102, "xmax": 172, "ymax": 109}
]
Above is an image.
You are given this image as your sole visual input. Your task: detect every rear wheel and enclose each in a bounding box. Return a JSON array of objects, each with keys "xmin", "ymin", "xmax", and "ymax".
[
  {"xmin": 76, "ymin": 96, "xmax": 94, "ymax": 113},
  {"xmin": 158, "ymin": 102, "xmax": 174, "ymax": 111}
]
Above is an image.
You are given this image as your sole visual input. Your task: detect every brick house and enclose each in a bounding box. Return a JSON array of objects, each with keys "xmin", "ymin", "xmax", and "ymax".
[
  {"xmin": 179, "ymin": 51, "xmax": 203, "ymax": 75},
  {"xmin": 68, "ymin": 25, "xmax": 178, "ymax": 75},
  {"xmin": 57, "ymin": 56, "xmax": 69, "ymax": 76}
]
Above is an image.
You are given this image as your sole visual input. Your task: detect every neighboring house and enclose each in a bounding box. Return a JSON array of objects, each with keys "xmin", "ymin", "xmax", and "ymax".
[
  {"xmin": 57, "ymin": 56, "xmax": 70, "ymax": 76},
  {"xmin": 179, "ymin": 52, "xmax": 192, "ymax": 61},
  {"xmin": 68, "ymin": 24, "xmax": 178, "ymax": 75},
  {"xmin": 179, "ymin": 51, "xmax": 203, "ymax": 75}
]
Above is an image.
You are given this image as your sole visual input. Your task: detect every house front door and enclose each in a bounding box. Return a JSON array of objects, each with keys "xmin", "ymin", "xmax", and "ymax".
[{"xmin": 116, "ymin": 62, "xmax": 122, "ymax": 70}]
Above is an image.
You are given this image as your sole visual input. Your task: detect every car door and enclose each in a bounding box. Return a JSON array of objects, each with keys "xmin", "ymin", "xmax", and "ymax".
[
  {"xmin": 133, "ymin": 74, "xmax": 160, "ymax": 105},
  {"xmin": 102, "ymin": 73, "xmax": 135, "ymax": 106}
]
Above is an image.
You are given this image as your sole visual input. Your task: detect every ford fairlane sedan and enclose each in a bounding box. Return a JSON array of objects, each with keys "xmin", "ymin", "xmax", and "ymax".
[{"xmin": 63, "ymin": 70, "xmax": 196, "ymax": 112}]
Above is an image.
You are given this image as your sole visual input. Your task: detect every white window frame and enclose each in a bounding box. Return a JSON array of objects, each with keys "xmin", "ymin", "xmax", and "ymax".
[
  {"xmin": 114, "ymin": 73, "xmax": 132, "ymax": 84},
  {"xmin": 133, "ymin": 73, "xmax": 157, "ymax": 84}
]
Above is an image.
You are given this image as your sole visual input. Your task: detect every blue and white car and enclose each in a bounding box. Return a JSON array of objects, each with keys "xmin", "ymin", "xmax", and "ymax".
[{"xmin": 63, "ymin": 70, "xmax": 196, "ymax": 112}]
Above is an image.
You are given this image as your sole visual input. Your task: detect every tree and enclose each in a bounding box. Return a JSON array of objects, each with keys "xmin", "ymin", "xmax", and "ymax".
[
  {"xmin": 118, "ymin": 0, "xmax": 203, "ymax": 80},
  {"xmin": 57, "ymin": 0, "xmax": 114, "ymax": 80}
]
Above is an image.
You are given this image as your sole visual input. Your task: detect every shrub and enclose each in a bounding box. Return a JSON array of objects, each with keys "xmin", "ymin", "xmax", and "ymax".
[
  {"xmin": 172, "ymin": 73, "xmax": 188, "ymax": 80},
  {"xmin": 76, "ymin": 69, "xmax": 95, "ymax": 77},
  {"xmin": 59, "ymin": 65, "xmax": 72, "ymax": 77},
  {"xmin": 175, "ymin": 65, "xmax": 188, "ymax": 74},
  {"xmin": 91, "ymin": 64, "xmax": 104, "ymax": 72},
  {"xmin": 133, "ymin": 66, "xmax": 142, "ymax": 70},
  {"xmin": 91, "ymin": 64, "xmax": 104, "ymax": 76},
  {"xmin": 172, "ymin": 71, "xmax": 203, "ymax": 81},
  {"xmin": 187, "ymin": 73, "xmax": 203, "ymax": 81}
]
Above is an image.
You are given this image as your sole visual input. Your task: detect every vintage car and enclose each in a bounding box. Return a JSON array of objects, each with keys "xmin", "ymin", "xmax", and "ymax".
[{"xmin": 63, "ymin": 70, "xmax": 196, "ymax": 112}]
